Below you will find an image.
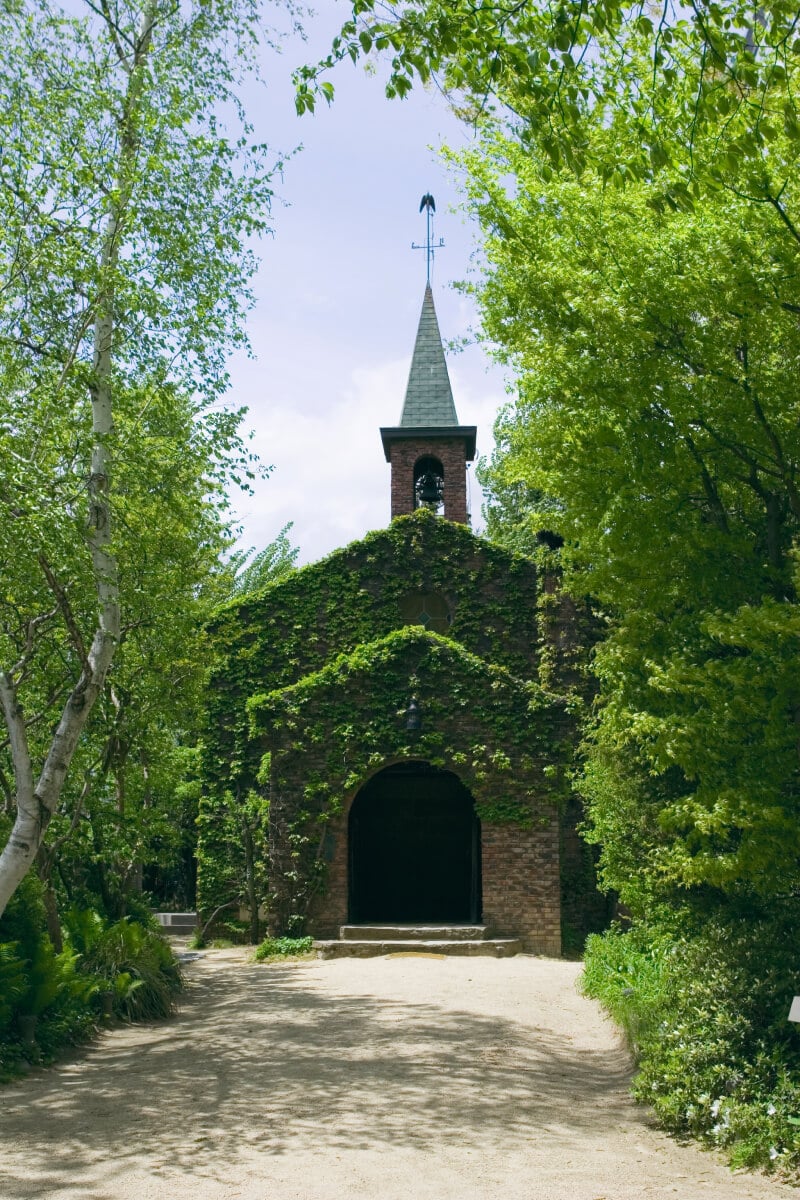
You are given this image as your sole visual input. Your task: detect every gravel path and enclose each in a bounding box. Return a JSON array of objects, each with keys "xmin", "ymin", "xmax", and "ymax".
[{"xmin": 0, "ymin": 949, "xmax": 795, "ymax": 1200}]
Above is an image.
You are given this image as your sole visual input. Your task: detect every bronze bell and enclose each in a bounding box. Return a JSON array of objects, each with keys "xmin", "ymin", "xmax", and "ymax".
[{"xmin": 417, "ymin": 472, "xmax": 443, "ymax": 505}]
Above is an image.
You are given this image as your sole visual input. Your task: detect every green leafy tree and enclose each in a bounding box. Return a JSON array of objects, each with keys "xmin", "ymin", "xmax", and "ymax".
[
  {"xmin": 28, "ymin": 383, "xmax": 246, "ymax": 942},
  {"xmin": 456, "ymin": 122, "xmax": 800, "ymax": 898},
  {"xmin": 299, "ymin": 0, "xmax": 800, "ymax": 208},
  {"xmin": 0, "ymin": 0, "xmax": 281, "ymax": 918},
  {"xmin": 229, "ymin": 523, "xmax": 300, "ymax": 594}
]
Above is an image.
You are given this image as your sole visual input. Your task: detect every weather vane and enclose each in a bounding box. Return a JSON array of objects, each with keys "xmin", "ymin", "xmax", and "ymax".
[{"xmin": 412, "ymin": 193, "xmax": 445, "ymax": 284}]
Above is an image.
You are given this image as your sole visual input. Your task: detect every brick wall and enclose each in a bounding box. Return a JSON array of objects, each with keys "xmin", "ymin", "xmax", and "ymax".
[
  {"xmin": 307, "ymin": 792, "xmax": 562, "ymax": 957},
  {"xmin": 389, "ymin": 437, "xmax": 469, "ymax": 523},
  {"xmin": 481, "ymin": 815, "xmax": 561, "ymax": 956}
]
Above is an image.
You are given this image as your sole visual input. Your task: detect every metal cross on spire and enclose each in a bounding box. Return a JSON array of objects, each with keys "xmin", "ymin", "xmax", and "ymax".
[{"xmin": 412, "ymin": 193, "xmax": 445, "ymax": 284}]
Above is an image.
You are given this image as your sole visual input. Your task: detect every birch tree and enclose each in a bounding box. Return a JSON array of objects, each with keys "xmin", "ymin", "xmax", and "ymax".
[{"xmin": 0, "ymin": 0, "xmax": 281, "ymax": 917}]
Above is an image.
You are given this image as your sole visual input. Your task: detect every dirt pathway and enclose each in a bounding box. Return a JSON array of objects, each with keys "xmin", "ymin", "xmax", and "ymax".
[{"xmin": 0, "ymin": 950, "xmax": 795, "ymax": 1200}]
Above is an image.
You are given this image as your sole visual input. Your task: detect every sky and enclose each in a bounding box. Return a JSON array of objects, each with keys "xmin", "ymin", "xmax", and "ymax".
[{"xmin": 226, "ymin": 0, "xmax": 511, "ymax": 566}]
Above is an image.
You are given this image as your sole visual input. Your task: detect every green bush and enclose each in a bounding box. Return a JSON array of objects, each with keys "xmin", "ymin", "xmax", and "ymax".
[
  {"xmin": 583, "ymin": 901, "xmax": 800, "ymax": 1174},
  {"xmin": 0, "ymin": 944, "xmax": 26, "ymax": 1033},
  {"xmin": 65, "ymin": 909, "xmax": 182, "ymax": 1021},
  {"xmin": 253, "ymin": 935, "xmax": 314, "ymax": 961},
  {"xmin": 0, "ymin": 894, "xmax": 185, "ymax": 1081},
  {"xmin": 0, "ymin": 881, "xmax": 100, "ymax": 1077}
]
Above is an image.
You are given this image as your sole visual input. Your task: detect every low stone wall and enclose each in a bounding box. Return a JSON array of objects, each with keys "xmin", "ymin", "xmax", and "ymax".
[{"xmin": 154, "ymin": 912, "xmax": 198, "ymax": 934}]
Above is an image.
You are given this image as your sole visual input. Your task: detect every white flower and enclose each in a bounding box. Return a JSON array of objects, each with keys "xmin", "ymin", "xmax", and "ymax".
[
  {"xmin": 710, "ymin": 1099, "xmax": 721, "ymax": 1117},
  {"xmin": 767, "ymin": 1104, "xmax": 777, "ymax": 1116}
]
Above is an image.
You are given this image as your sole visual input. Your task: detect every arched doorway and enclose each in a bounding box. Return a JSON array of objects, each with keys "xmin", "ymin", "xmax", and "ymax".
[{"xmin": 348, "ymin": 761, "xmax": 481, "ymax": 924}]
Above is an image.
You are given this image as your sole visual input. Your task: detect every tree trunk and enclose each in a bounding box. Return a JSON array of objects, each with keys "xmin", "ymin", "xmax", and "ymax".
[
  {"xmin": 243, "ymin": 824, "xmax": 260, "ymax": 944},
  {"xmin": 0, "ymin": 2, "xmax": 158, "ymax": 921}
]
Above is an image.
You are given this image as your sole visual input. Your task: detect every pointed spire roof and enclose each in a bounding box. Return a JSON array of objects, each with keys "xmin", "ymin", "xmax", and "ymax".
[
  {"xmin": 380, "ymin": 282, "xmax": 476, "ymax": 464},
  {"xmin": 399, "ymin": 284, "xmax": 459, "ymax": 427}
]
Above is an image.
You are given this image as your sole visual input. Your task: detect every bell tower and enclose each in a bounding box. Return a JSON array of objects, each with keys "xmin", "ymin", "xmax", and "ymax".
[{"xmin": 380, "ymin": 283, "xmax": 477, "ymax": 523}]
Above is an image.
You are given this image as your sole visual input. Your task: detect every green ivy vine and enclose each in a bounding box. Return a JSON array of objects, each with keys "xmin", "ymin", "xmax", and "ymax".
[{"xmin": 198, "ymin": 509, "xmax": 586, "ymax": 931}]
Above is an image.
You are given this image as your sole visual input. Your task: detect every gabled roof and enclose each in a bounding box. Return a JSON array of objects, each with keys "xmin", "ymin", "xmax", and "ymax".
[
  {"xmin": 209, "ymin": 509, "xmax": 542, "ymax": 692},
  {"xmin": 399, "ymin": 284, "xmax": 459, "ymax": 427},
  {"xmin": 249, "ymin": 625, "xmax": 534, "ymax": 719}
]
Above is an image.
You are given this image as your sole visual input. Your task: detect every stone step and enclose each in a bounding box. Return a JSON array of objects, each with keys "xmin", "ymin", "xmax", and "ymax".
[
  {"xmin": 340, "ymin": 924, "xmax": 488, "ymax": 942},
  {"xmin": 316, "ymin": 938, "xmax": 522, "ymax": 959}
]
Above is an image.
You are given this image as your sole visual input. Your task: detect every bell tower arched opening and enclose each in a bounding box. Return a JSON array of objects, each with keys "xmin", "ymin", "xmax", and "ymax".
[
  {"xmin": 413, "ymin": 455, "xmax": 445, "ymax": 514},
  {"xmin": 348, "ymin": 761, "xmax": 481, "ymax": 924}
]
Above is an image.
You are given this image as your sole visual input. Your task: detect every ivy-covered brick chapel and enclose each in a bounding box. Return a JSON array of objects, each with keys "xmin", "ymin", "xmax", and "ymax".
[{"xmin": 200, "ymin": 285, "xmax": 585, "ymax": 956}]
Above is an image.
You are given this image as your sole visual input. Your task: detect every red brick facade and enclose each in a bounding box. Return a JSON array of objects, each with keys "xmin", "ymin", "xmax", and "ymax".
[
  {"xmin": 481, "ymin": 817, "xmax": 561, "ymax": 955},
  {"xmin": 389, "ymin": 436, "xmax": 470, "ymax": 523},
  {"xmin": 308, "ymin": 791, "xmax": 562, "ymax": 956}
]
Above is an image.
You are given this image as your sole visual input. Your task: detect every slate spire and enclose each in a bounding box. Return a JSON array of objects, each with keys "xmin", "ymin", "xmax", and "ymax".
[
  {"xmin": 380, "ymin": 282, "xmax": 476, "ymax": 524},
  {"xmin": 399, "ymin": 284, "xmax": 459, "ymax": 427}
]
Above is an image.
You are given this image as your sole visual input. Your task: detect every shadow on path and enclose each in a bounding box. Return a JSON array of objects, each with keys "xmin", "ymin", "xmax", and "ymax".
[{"xmin": 1, "ymin": 955, "xmax": 636, "ymax": 1197}]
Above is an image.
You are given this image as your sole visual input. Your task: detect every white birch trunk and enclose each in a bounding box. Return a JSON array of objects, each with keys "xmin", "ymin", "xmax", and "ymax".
[{"xmin": 0, "ymin": 4, "xmax": 157, "ymax": 920}]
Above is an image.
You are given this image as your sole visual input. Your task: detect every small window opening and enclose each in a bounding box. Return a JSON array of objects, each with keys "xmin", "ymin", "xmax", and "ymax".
[{"xmin": 399, "ymin": 591, "xmax": 453, "ymax": 635}]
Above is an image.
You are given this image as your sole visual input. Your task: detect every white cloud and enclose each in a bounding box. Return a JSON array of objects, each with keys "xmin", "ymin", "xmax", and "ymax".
[{"xmin": 234, "ymin": 355, "xmax": 507, "ymax": 566}]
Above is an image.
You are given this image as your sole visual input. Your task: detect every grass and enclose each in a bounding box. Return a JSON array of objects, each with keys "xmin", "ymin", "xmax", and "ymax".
[{"xmin": 252, "ymin": 935, "xmax": 314, "ymax": 962}]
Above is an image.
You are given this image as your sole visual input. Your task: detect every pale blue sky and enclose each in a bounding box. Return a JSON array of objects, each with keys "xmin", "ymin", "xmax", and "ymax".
[{"xmin": 228, "ymin": 0, "xmax": 509, "ymax": 564}]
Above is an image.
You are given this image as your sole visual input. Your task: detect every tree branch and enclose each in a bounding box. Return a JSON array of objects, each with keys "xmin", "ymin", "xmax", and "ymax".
[
  {"xmin": 9, "ymin": 605, "xmax": 59, "ymax": 682},
  {"xmin": 0, "ymin": 671, "xmax": 37, "ymax": 837},
  {"xmin": 38, "ymin": 555, "xmax": 91, "ymax": 676},
  {"xmin": 682, "ymin": 430, "xmax": 730, "ymax": 532}
]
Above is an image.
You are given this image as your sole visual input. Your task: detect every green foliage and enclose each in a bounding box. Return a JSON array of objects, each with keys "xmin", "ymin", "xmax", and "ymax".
[
  {"xmin": 0, "ymin": 945, "xmax": 26, "ymax": 1033},
  {"xmin": 75, "ymin": 915, "xmax": 182, "ymax": 1022},
  {"xmin": 455, "ymin": 124, "xmax": 800, "ymax": 902},
  {"xmin": 248, "ymin": 624, "xmax": 557, "ymax": 823},
  {"xmin": 208, "ymin": 508, "xmax": 548, "ymax": 698},
  {"xmin": 583, "ymin": 904, "xmax": 800, "ymax": 1172},
  {"xmin": 0, "ymin": 866, "xmax": 49, "ymax": 966},
  {"xmin": 230, "ymin": 524, "xmax": 300, "ymax": 595},
  {"xmin": 0, "ymin": 0, "xmax": 284, "ymax": 917},
  {"xmin": 253, "ymin": 935, "xmax": 314, "ymax": 961},
  {"xmin": 198, "ymin": 509, "xmax": 580, "ymax": 931},
  {"xmin": 0, "ymin": 872, "xmax": 182, "ymax": 1078},
  {"xmin": 300, "ymin": 0, "xmax": 800, "ymax": 217},
  {"xmin": 19, "ymin": 938, "xmax": 72, "ymax": 1019},
  {"xmin": 62, "ymin": 903, "xmax": 181, "ymax": 1021},
  {"xmin": 195, "ymin": 785, "xmax": 269, "ymax": 940}
]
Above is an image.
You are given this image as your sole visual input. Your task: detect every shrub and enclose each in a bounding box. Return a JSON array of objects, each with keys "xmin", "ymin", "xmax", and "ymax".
[
  {"xmin": 0, "ymin": 883, "xmax": 100, "ymax": 1075},
  {"xmin": 0, "ymin": 884, "xmax": 184, "ymax": 1079},
  {"xmin": 0, "ymin": 944, "xmax": 26, "ymax": 1033},
  {"xmin": 253, "ymin": 935, "xmax": 314, "ymax": 961},
  {"xmin": 583, "ymin": 900, "xmax": 800, "ymax": 1175},
  {"xmin": 67, "ymin": 911, "xmax": 182, "ymax": 1021}
]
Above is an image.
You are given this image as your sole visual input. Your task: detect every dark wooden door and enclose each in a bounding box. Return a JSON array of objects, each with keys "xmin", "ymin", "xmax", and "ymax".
[{"xmin": 349, "ymin": 763, "xmax": 481, "ymax": 924}]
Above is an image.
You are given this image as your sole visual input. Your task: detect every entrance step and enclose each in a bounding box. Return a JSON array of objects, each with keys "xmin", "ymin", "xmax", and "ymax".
[
  {"xmin": 315, "ymin": 937, "xmax": 522, "ymax": 959},
  {"xmin": 340, "ymin": 924, "xmax": 488, "ymax": 942}
]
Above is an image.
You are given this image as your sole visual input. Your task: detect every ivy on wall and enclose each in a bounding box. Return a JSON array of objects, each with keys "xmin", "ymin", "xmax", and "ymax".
[
  {"xmin": 198, "ymin": 509, "xmax": 588, "ymax": 929},
  {"xmin": 247, "ymin": 626, "xmax": 571, "ymax": 932}
]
